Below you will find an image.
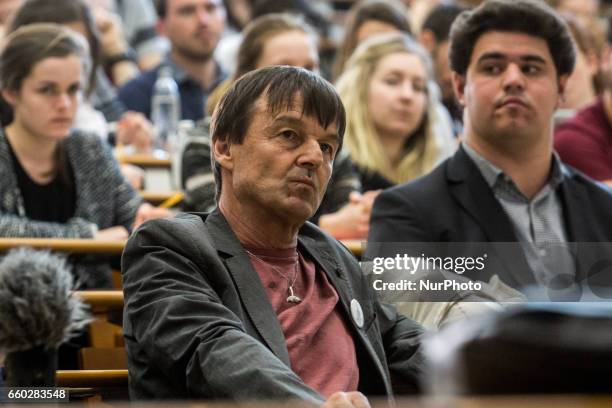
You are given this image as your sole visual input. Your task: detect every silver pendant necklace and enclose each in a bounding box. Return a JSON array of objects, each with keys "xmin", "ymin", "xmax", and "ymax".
[{"xmin": 246, "ymin": 250, "xmax": 302, "ymax": 303}]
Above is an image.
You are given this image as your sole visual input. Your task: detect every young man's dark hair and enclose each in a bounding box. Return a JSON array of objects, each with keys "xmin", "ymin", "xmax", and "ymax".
[
  {"xmin": 449, "ymin": 0, "xmax": 576, "ymax": 77},
  {"xmin": 210, "ymin": 65, "xmax": 346, "ymax": 200},
  {"xmin": 422, "ymin": 3, "xmax": 465, "ymax": 44}
]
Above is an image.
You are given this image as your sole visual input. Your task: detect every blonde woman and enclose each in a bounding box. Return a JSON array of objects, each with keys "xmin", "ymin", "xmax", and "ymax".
[{"xmin": 336, "ymin": 32, "xmax": 455, "ymax": 191}]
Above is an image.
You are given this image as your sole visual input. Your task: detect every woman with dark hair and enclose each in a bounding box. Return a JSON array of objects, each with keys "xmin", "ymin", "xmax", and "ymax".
[
  {"xmin": 332, "ymin": 0, "xmax": 411, "ymax": 79},
  {"xmin": 9, "ymin": 0, "xmax": 153, "ymax": 155},
  {"xmin": 0, "ymin": 24, "xmax": 169, "ymax": 288},
  {"xmin": 10, "ymin": 0, "xmax": 121, "ymax": 121}
]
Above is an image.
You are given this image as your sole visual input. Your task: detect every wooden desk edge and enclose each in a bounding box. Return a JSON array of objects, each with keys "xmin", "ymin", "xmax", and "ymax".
[
  {"xmin": 0, "ymin": 238, "xmax": 126, "ymax": 254},
  {"xmin": 0, "ymin": 238, "xmax": 362, "ymax": 257},
  {"xmin": 74, "ymin": 290, "xmax": 124, "ymax": 309},
  {"xmin": 56, "ymin": 369, "xmax": 128, "ymax": 387}
]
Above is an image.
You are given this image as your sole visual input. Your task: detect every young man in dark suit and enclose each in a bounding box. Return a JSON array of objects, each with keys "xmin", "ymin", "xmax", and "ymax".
[
  {"xmin": 368, "ymin": 0, "xmax": 612, "ymax": 293},
  {"xmin": 122, "ymin": 66, "xmax": 425, "ymax": 406}
]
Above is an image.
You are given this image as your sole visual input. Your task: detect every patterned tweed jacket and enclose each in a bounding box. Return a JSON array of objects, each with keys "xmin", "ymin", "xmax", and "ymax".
[{"xmin": 0, "ymin": 129, "xmax": 142, "ymax": 288}]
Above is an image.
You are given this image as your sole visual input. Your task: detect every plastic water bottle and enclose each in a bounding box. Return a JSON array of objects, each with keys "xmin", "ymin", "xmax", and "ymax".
[{"xmin": 151, "ymin": 66, "xmax": 181, "ymax": 155}]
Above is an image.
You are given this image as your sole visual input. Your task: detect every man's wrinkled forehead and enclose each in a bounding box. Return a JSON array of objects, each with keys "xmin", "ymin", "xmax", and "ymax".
[
  {"xmin": 251, "ymin": 90, "xmax": 337, "ymax": 131},
  {"xmin": 242, "ymin": 92, "xmax": 341, "ymax": 151}
]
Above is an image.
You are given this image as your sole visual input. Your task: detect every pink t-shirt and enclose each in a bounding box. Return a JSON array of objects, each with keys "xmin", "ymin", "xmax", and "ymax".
[{"xmin": 246, "ymin": 247, "xmax": 359, "ymax": 398}]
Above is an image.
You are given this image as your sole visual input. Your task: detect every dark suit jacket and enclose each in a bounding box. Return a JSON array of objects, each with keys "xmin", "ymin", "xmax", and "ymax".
[
  {"xmin": 122, "ymin": 210, "xmax": 425, "ymax": 401},
  {"xmin": 368, "ymin": 147, "xmax": 612, "ymax": 289}
]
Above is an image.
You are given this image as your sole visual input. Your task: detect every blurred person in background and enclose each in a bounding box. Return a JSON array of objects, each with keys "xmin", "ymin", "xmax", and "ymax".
[
  {"xmin": 10, "ymin": 0, "xmax": 127, "ymax": 123},
  {"xmin": 555, "ymin": 15, "xmax": 612, "ymax": 186},
  {"xmin": 336, "ymin": 33, "xmax": 455, "ymax": 192},
  {"xmin": 213, "ymin": 0, "xmax": 253, "ymax": 75},
  {"xmin": 86, "ymin": 0, "xmax": 169, "ymax": 72},
  {"xmin": 9, "ymin": 0, "xmax": 156, "ymax": 189},
  {"xmin": 557, "ymin": 13, "xmax": 600, "ymax": 113},
  {"xmin": 119, "ymin": 0, "xmax": 227, "ymax": 122},
  {"xmin": 332, "ymin": 0, "xmax": 411, "ymax": 80},
  {"xmin": 551, "ymin": 0, "xmax": 607, "ymax": 54},
  {"xmin": 0, "ymin": 24, "xmax": 170, "ymax": 289},
  {"xmin": 419, "ymin": 3, "xmax": 466, "ymax": 137}
]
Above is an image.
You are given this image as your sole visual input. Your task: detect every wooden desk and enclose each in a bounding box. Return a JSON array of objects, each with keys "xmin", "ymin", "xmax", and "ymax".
[
  {"xmin": 0, "ymin": 238, "xmax": 362, "ymax": 257},
  {"xmin": 75, "ymin": 291, "xmax": 124, "ymax": 309},
  {"xmin": 56, "ymin": 369, "xmax": 128, "ymax": 388},
  {"xmin": 116, "ymin": 152, "xmax": 171, "ymax": 168},
  {"xmin": 0, "ymin": 238, "xmax": 126, "ymax": 255},
  {"xmin": 116, "ymin": 150, "xmax": 174, "ymax": 192}
]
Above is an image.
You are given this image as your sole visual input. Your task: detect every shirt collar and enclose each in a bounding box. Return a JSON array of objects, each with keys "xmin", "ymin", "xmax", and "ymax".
[
  {"xmin": 163, "ymin": 54, "xmax": 227, "ymax": 91},
  {"xmin": 461, "ymin": 141, "xmax": 566, "ymax": 190}
]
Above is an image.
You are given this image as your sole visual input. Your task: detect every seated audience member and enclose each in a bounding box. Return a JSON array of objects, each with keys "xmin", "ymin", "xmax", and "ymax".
[
  {"xmin": 557, "ymin": 13, "xmax": 600, "ymax": 112},
  {"xmin": 122, "ymin": 66, "xmax": 425, "ymax": 403},
  {"xmin": 249, "ymin": 0, "xmax": 333, "ymax": 78},
  {"xmin": 336, "ymin": 33, "xmax": 455, "ymax": 192},
  {"xmin": 0, "ymin": 24, "xmax": 170, "ymax": 288},
  {"xmin": 183, "ymin": 13, "xmax": 369, "ymax": 239},
  {"xmin": 8, "ymin": 0, "xmax": 152, "ymax": 153},
  {"xmin": 212, "ymin": 0, "xmax": 252, "ymax": 76},
  {"xmin": 419, "ymin": 3, "xmax": 466, "ymax": 136},
  {"xmin": 332, "ymin": 0, "xmax": 412, "ymax": 80},
  {"xmin": 90, "ymin": 0, "xmax": 169, "ymax": 72},
  {"xmin": 10, "ymin": 0, "xmax": 155, "ymax": 190},
  {"xmin": 368, "ymin": 0, "xmax": 612, "ymax": 294},
  {"xmin": 552, "ymin": 0, "xmax": 606, "ymax": 51},
  {"xmin": 10, "ymin": 0, "xmax": 126, "ymax": 123},
  {"xmin": 118, "ymin": 0, "xmax": 227, "ymax": 121},
  {"xmin": 555, "ymin": 15, "xmax": 612, "ymax": 186}
]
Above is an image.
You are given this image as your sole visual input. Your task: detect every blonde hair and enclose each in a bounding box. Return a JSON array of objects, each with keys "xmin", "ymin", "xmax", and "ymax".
[{"xmin": 336, "ymin": 32, "xmax": 454, "ymax": 184}]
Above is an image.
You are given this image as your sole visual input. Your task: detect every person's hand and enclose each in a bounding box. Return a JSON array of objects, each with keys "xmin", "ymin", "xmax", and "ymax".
[
  {"xmin": 351, "ymin": 190, "xmax": 381, "ymax": 212},
  {"xmin": 133, "ymin": 203, "xmax": 172, "ymax": 230},
  {"xmin": 95, "ymin": 226, "xmax": 129, "ymax": 241},
  {"xmin": 318, "ymin": 190, "xmax": 382, "ymax": 240},
  {"xmin": 91, "ymin": 6, "xmax": 129, "ymax": 57},
  {"xmin": 321, "ymin": 391, "xmax": 371, "ymax": 408},
  {"xmin": 117, "ymin": 111, "xmax": 154, "ymax": 153}
]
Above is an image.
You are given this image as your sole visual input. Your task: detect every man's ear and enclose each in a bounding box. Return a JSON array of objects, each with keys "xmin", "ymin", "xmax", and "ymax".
[
  {"xmin": 451, "ymin": 72, "xmax": 466, "ymax": 106},
  {"xmin": 213, "ymin": 137, "xmax": 234, "ymax": 172},
  {"xmin": 557, "ymin": 74, "xmax": 569, "ymax": 107},
  {"xmin": 1, "ymin": 89, "xmax": 17, "ymax": 107}
]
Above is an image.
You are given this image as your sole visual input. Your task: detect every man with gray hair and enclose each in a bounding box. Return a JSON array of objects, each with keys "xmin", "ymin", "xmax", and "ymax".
[{"xmin": 122, "ymin": 66, "xmax": 424, "ymax": 405}]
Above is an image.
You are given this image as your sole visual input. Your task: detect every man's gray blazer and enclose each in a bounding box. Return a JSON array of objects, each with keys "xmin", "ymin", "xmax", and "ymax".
[{"xmin": 121, "ymin": 209, "xmax": 425, "ymax": 402}]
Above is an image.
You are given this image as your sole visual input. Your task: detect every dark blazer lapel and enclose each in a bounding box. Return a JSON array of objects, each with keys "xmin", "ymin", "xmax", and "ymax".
[
  {"xmin": 446, "ymin": 148, "xmax": 535, "ymax": 287},
  {"xmin": 558, "ymin": 174, "xmax": 606, "ymax": 285},
  {"xmin": 298, "ymin": 234, "xmax": 390, "ymax": 386},
  {"xmin": 204, "ymin": 210, "xmax": 291, "ymax": 365},
  {"xmin": 560, "ymin": 175, "xmax": 594, "ymax": 242},
  {"xmin": 447, "ymin": 148, "xmax": 518, "ymax": 242}
]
